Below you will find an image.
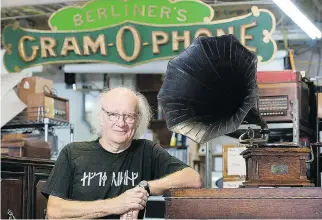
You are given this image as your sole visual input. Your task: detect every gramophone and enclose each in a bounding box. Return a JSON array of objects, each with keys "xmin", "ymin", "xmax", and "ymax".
[{"xmin": 157, "ymin": 35, "xmax": 313, "ymax": 187}]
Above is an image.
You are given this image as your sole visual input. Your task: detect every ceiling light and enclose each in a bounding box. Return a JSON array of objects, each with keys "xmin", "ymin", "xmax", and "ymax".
[{"xmin": 272, "ymin": 0, "xmax": 322, "ymax": 39}]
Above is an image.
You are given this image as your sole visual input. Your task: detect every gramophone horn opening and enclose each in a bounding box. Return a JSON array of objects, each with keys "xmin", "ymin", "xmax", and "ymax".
[{"xmin": 158, "ymin": 34, "xmax": 270, "ymax": 144}]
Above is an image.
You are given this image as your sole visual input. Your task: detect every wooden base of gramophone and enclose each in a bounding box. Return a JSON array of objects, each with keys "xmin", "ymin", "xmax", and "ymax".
[{"xmin": 240, "ymin": 146, "xmax": 313, "ymax": 187}]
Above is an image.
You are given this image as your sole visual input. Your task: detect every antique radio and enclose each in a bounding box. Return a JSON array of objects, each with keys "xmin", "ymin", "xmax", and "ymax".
[
  {"xmin": 257, "ymin": 70, "xmax": 312, "ymax": 123},
  {"xmin": 26, "ymin": 93, "xmax": 69, "ymax": 122}
]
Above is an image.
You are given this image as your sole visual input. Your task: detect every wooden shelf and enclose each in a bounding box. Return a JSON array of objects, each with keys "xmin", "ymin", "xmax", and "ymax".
[{"xmin": 137, "ymin": 74, "xmax": 170, "ymax": 146}]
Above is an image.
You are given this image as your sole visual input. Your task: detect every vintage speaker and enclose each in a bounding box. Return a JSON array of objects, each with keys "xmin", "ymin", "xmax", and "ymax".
[{"xmin": 157, "ymin": 35, "xmax": 312, "ymax": 187}]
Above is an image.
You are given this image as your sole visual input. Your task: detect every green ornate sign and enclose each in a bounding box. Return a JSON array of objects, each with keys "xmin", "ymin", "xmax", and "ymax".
[
  {"xmin": 2, "ymin": 0, "xmax": 277, "ymax": 73},
  {"xmin": 49, "ymin": 0, "xmax": 214, "ymax": 30}
]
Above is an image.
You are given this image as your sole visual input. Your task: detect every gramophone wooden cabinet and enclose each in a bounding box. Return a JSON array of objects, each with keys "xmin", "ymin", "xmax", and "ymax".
[
  {"xmin": 164, "ymin": 188, "xmax": 322, "ymax": 219},
  {"xmin": 1, "ymin": 157, "xmax": 54, "ymax": 219},
  {"xmin": 241, "ymin": 147, "xmax": 313, "ymax": 187}
]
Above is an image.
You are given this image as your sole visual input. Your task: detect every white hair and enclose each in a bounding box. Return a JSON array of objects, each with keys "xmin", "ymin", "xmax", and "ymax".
[{"xmin": 91, "ymin": 85, "xmax": 153, "ymax": 139}]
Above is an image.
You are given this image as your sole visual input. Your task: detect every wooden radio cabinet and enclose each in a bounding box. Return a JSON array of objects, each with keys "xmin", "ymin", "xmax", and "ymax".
[
  {"xmin": 256, "ymin": 70, "xmax": 315, "ymax": 124},
  {"xmin": 258, "ymin": 81, "xmax": 310, "ymax": 123},
  {"xmin": 240, "ymin": 146, "xmax": 313, "ymax": 187}
]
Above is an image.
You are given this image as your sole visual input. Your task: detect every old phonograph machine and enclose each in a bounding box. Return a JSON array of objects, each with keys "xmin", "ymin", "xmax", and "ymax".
[{"xmin": 157, "ymin": 34, "xmax": 314, "ymax": 188}]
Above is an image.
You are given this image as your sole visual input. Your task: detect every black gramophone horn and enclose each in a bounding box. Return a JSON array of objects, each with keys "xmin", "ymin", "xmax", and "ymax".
[{"xmin": 157, "ymin": 34, "xmax": 269, "ymax": 144}]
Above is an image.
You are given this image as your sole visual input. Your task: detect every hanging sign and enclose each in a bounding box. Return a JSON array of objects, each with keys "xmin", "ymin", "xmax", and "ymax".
[{"xmin": 2, "ymin": 0, "xmax": 277, "ymax": 73}]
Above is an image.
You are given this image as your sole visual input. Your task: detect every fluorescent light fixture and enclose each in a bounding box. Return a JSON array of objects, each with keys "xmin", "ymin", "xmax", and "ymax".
[{"xmin": 272, "ymin": 0, "xmax": 322, "ymax": 39}]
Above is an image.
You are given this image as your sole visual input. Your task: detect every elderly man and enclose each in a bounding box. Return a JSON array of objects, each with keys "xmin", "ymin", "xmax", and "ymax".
[{"xmin": 42, "ymin": 87, "xmax": 202, "ymax": 219}]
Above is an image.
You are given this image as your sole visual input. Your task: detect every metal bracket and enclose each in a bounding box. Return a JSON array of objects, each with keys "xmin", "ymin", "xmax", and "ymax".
[{"xmin": 291, "ymin": 98, "xmax": 300, "ymax": 144}]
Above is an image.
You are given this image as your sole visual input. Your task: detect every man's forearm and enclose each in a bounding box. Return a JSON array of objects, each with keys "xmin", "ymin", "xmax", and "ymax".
[
  {"xmin": 47, "ymin": 196, "xmax": 115, "ymax": 219},
  {"xmin": 149, "ymin": 167, "xmax": 202, "ymax": 195}
]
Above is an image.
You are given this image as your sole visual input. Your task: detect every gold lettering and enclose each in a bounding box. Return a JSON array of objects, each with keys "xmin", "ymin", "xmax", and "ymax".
[
  {"xmin": 125, "ymin": 5, "xmax": 129, "ymax": 16},
  {"xmin": 86, "ymin": 10, "xmax": 95, "ymax": 23},
  {"xmin": 172, "ymin": 31, "xmax": 191, "ymax": 51},
  {"xmin": 148, "ymin": 5, "xmax": 157, "ymax": 17},
  {"xmin": 134, "ymin": 5, "xmax": 145, "ymax": 16},
  {"xmin": 40, "ymin": 37, "xmax": 57, "ymax": 58},
  {"xmin": 116, "ymin": 26, "xmax": 141, "ymax": 62},
  {"xmin": 177, "ymin": 9, "xmax": 187, "ymax": 22},
  {"xmin": 18, "ymin": 36, "xmax": 39, "ymax": 62},
  {"xmin": 216, "ymin": 27, "xmax": 234, "ymax": 36},
  {"xmin": 73, "ymin": 14, "xmax": 83, "ymax": 27},
  {"xmin": 152, "ymin": 31, "xmax": 169, "ymax": 54},
  {"xmin": 97, "ymin": 8, "xmax": 107, "ymax": 20},
  {"xmin": 194, "ymin": 28, "xmax": 213, "ymax": 39},
  {"xmin": 240, "ymin": 21, "xmax": 257, "ymax": 52},
  {"xmin": 160, "ymin": 7, "xmax": 171, "ymax": 19},
  {"xmin": 60, "ymin": 37, "xmax": 82, "ymax": 56},
  {"xmin": 111, "ymin": 6, "xmax": 120, "ymax": 16},
  {"xmin": 83, "ymin": 35, "xmax": 107, "ymax": 56}
]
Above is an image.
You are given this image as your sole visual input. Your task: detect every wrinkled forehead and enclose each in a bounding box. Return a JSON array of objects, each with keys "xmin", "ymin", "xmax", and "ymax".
[{"xmin": 100, "ymin": 89, "xmax": 138, "ymax": 114}]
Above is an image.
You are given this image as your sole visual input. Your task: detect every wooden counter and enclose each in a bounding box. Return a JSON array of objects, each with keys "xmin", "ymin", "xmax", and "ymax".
[{"xmin": 164, "ymin": 188, "xmax": 322, "ymax": 219}]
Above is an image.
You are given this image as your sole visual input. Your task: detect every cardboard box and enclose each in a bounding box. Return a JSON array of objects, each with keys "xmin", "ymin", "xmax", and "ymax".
[
  {"xmin": 18, "ymin": 76, "xmax": 53, "ymax": 104},
  {"xmin": 222, "ymin": 144, "xmax": 246, "ymax": 188}
]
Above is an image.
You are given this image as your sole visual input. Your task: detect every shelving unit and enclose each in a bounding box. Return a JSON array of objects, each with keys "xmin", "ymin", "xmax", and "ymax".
[
  {"xmin": 136, "ymin": 74, "xmax": 172, "ymax": 146},
  {"xmin": 1, "ymin": 107, "xmax": 74, "ymax": 157}
]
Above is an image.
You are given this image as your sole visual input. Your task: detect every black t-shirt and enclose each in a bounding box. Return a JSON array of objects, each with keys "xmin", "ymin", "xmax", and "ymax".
[{"xmin": 41, "ymin": 139, "xmax": 189, "ymax": 218}]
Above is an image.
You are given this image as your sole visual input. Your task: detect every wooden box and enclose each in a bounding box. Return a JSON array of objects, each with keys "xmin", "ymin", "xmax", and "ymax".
[
  {"xmin": 317, "ymin": 93, "xmax": 322, "ymax": 118},
  {"xmin": 164, "ymin": 188, "xmax": 322, "ymax": 219},
  {"xmin": 240, "ymin": 146, "xmax": 313, "ymax": 187},
  {"xmin": 26, "ymin": 93, "xmax": 69, "ymax": 122},
  {"xmin": 18, "ymin": 77, "xmax": 53, "ymax": 104},
  {"xmin": 1, "ymin": 139, "xmax": 51, "ymax": 159}
]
